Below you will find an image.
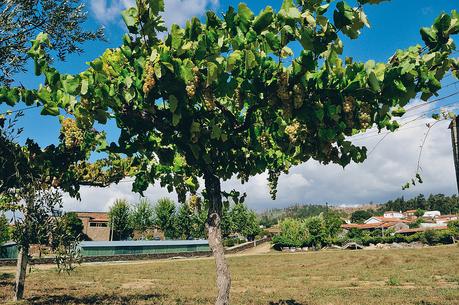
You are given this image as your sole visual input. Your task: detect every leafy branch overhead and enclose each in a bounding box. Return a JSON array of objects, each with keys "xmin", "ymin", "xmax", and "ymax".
[
  {"xmin": 0, "ymin": 0, "xmax": 104, "ymax": 86},
  {"xmin": 1, "ymin": 0, "xmax": 458, "ymax": 202}
]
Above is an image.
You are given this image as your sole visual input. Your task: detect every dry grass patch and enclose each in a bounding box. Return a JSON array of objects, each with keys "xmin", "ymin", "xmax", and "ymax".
[{"xmin": 1, "ymin": 245, "xmax": 459, "ymax": 304}]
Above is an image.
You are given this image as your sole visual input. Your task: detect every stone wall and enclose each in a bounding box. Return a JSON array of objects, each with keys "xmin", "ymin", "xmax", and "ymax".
[{"xmin": 0, "ymin": 251, "xmax": 213, "ymax": 267}]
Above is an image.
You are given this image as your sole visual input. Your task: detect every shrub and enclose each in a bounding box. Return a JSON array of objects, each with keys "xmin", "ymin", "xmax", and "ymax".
[
  {"xmin": 272, "ymin": 218, "xmax": 308, "ymax": 248},
  {"xmin": 387, "ymin": 276, "xmax": 401, "ymax": 286}
]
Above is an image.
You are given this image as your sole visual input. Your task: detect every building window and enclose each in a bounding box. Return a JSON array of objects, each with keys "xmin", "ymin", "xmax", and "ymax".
[{"xmin": 89, "ymin": 222, "xmax": 108, "ymax": 227}]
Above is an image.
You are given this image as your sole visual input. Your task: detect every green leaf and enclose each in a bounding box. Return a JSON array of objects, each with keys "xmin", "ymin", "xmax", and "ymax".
[
  {"xmin": 252, "ymin": 7, "xmax": 274, "ymax": 33},
  {"xmin": 420, "ymin": 27, "xmax": 437, "ymax": 48},
  {"xmin": 245, "ymin": 50, "xmax": 256, "ymax": 70},
  {"xmin": 172, "ymin": 113, "xmax": 181, "ymax": 126},
  {"xmin": 315, "ymin": 109, "xmax": 324, "ymax": 121},
  {"xmin": 227, "ymin": 50, "xmax": 242, "ymax": 72},
  {"xmin": 121, "ymin": 7, "xmax": 138, "ymax": 33},
  {"xmin": 391, "ymin": 106, "xmax": 406, "ymax": 117},
  {"xmin": 238, "ymin": 3, "xmax": 254, "ymax": 22},
  {"xmin": 170, "ymin": 24, "xmax": 185, "ymax": 49},
  {"xmin": 62, "ymin": 76, "xmax": 80, "ymax": 95},
  {"xmin": 300, "ymin": 28, "xmax": 314, "ymax": 50},
  {"xmin": 169, "ymin": 95, "xmax": 178, "ymax": 112},
  {"xmin": 150, "ymin": 0, "xmax": 165, "ymax": 15},
  {"xmin": 207, "ymin": 62, "xmax": 219, "ymax": 86},
  {"xmin": 41, "ymin": 103, "xmax": 59, "ymax": 116},
  {"xmin": 237, "ymin": 3, "xmax": 254, "ymax": 32},
  {"xmin": 211, "ymin": 124, "xmax": 222, "ymax": 140},
  {"xmin": 368, "ymin": 71, "xmax": 380, "ymax": 91},
  {"xmin": 394, "ymin": 79, "xmax": 407, "ymax": 93}
]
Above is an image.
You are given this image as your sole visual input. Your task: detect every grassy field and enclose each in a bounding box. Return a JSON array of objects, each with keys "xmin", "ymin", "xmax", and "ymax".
[{"xmin": 1, "ymin": 245, "xmax": 459, "ymax": 305}]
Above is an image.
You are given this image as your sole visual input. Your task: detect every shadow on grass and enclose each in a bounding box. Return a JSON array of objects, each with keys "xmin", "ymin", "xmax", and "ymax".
[
  {"xmin": 27, "ymin": 293, "xmax": 162, "ymax": 305},
  {"xmin": 269, "ymin": 300, "xmax": 306, "ymax": 305},
  {"xmin": 0, "ymin": 273, "xmax": 14, "ymax": 287}
]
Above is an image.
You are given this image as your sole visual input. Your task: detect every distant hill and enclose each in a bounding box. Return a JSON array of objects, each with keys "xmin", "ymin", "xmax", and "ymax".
[{"xmin": 258, "ymin": 193, "xmax": 459, "ymax": 227}]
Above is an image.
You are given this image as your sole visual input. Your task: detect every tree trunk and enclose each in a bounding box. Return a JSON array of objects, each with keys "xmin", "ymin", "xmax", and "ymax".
[
  {"xmin": 14, "ymin": 240, "xmax": 29, "ymax": 301},
  {"xmin": 14, "ymin": 199, "xmax": 32, "ymax": 301},
  {"xmin": 205, "ymin": 173, "xmax": 231, "ymax": 305}
]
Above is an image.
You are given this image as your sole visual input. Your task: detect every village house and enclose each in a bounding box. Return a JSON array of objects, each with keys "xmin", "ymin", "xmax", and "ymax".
[
  {"xmin": 403, "ymin": 210, "xmax": 417, "ymax": 217},
  {"xmin": 364, "ymin": 216, "xmax": 411, "ymax": 225},
  {"xmin": 383, "ymin": 211, "xmax": 404, "ymax": 219},
  {"xmin": 342, "ymin": 221, "xmax": 409, "ymax": 234},
  {"xmin": 435, "ymin": 215, "xmax": 458, "ymax": 225},
  {"xmin": 76, "ymin": 212, "xmax": 111, "ymax": 241},
  {"xmin": 423, "ymin": 211, "xmax": 441, "ymax": 218}
]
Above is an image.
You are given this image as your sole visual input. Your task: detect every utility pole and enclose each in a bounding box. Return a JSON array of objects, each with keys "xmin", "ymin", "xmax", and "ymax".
[{"xmin": 450, "ymin": 117, "xmax": 459, "ymax": 194}]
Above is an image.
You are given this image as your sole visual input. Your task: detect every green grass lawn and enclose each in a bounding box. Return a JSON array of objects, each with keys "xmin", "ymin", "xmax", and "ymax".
[{"xmin": 1, "ymin": 245, "xmax": 459, "ymax": 305}]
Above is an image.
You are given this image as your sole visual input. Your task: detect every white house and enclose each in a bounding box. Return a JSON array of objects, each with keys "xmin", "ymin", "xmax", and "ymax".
[
  {"xmin": 420, "ymin": 222, "xmax": 445, "ymax": 229},
  {"xmin": 365, "ymin": 216, "xmax": 384, "ymax": 224},
  {"xmin": 383, "ymin": 211, "xmax": 404, "ymax": 218},
  {"xmin": 423, "ymin": 211, "xmax": 441, "ymax": 218},
  {"xmin": 435, "ymin": 215, "xmax": 458, "ymax": 225}
]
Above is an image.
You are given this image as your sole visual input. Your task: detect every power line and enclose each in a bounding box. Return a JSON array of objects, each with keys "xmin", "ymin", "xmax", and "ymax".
[
  {"xmin": 0, "ymin": 105, "xmax": 39, "ymax": 116},
  {"xmin": 351, "ymin": 118, "xmax": 451, "ymax": 143},
  {"xmin": 350, "ymin": 122, "xmax": 432, "ymax": 142},
  {"xmin": 405, "ymin": 91, "xmax": 459, "ymax": 113}
]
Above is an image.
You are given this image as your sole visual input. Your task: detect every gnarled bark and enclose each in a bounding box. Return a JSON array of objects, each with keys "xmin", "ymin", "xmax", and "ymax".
[{"xmin": 205, "ymin": 173, "xmax": 231, "ymax": 305}]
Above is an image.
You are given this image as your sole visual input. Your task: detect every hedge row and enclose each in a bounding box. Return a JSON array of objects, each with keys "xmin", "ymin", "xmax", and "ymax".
[{"xmin": 273, "ymin": 229, "xmax": 457, "ymax": 249}]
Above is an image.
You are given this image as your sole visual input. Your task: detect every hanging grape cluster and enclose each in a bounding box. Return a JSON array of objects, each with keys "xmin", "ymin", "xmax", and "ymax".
[
  {"xmin": 143, "ymin": 60, "xmax": 156, "ymax": 95},
  {"xmin": 343, "ymin": 96, "xmax": 354, "ymax": 113},
  {"xmin": 258, "ymin": 132, "xmax": 270, "ymax": 149},
  {"xmin": 277, "ymin": 71, "xmax": 292, "ymax": 117},
  {"xmin": 293, "ymin": 84, "xmax": 304, "ymax": 109},
  {"xmin": 284, "ymin": 121, "xmax": 308, "ymax": 144},
  {"xmin": 267, "ymin": 170, "xmax": 281, "ymax": 199},
  {"xmin": 60, "ymin": 118, "xmax": 84, "ymax": 149},
  {"xmin": 203, "ymin": 87, "xmax": 216, "ymax": 110},
  {"xmin": 186, "ymin": 67, "xmax": 200, "ymax": 98},
  {"xmin": 359, "ymin": 103, "xmax": 372, "ymax": 129}
]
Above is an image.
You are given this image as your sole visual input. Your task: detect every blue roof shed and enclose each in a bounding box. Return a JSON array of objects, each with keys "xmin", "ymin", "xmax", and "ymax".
[{"xmin": 78, "ymin": 240, "xmax": 210, "ymax": 257}]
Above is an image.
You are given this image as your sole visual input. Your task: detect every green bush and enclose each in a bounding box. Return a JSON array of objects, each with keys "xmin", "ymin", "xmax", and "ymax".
[{"xmin": 272, "ymin": 218, "xmax": 308, "ymax": 248}]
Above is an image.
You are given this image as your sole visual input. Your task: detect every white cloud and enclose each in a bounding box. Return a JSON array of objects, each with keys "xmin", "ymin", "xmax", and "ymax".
[
  {"xmin": 90, "ymin": 0, "xmax": 219, "ymax": 28},
  {"xmin": 90, "ymin": 0, "xmax": 135, "ymax": 24}
]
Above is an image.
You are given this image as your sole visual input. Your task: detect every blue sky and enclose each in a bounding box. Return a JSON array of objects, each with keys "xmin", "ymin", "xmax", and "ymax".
[{"xmin": 2, "ymin": 0, "xmax": 459, "ymax": 211}]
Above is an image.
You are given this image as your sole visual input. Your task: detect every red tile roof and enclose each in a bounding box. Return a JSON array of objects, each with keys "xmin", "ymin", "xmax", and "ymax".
[
  {"xmin": 370, "ymin": 217, "xmax": 411, "ymax": 223},
  {"xmin": 76, "ymin": 212, "xmax": 109, "ymax": 222},
  {"xmin": 342, "ymin": 222, "xmax": 397, "ymax": 230},
  {"xmin": 396, "ymin": 226, "xmax": 448, "ymax": 234}
]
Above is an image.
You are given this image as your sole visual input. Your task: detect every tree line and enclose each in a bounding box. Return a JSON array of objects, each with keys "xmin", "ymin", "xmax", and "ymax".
[
  {"xmin": 259, "ymin": 193, "xmax": 459, "ymax": 227},
  {"xmin": 349, "ymin": 193, "xmax": 459, "ymax": 223},
  {"xmin": 108, "ymin": 197, "xmax": 261, "ymax": 243}
]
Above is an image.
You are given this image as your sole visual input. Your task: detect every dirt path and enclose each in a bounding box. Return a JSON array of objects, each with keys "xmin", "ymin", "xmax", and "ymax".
[{"xmin": 232, "ymin": 242, "xmax": 272, "ymax": 256}]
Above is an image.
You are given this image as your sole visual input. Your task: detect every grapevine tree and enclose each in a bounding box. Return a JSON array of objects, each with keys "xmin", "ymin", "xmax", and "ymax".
[{"xmin": 2, "ymin": 0, "xmax": 459, "ymax": 304}]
